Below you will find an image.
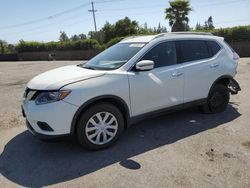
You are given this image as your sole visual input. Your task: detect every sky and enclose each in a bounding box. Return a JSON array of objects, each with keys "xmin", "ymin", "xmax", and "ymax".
[{"xmin": 0, "ymin": 0, "xmax": 250, "ymax": 44}]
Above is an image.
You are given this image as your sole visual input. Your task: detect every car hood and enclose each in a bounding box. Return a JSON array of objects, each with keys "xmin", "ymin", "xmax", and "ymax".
[{"xmin": 27, "ymin": 65, "xmax": 106, "ymax": 90}]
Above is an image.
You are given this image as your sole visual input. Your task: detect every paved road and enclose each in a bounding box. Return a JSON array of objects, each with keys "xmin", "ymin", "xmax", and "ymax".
[{"xmin": 0, "ymin": 59, "xmax": 250, "ymax": 188}]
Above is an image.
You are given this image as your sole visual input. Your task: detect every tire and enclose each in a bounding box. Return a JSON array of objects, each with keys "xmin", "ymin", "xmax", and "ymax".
[
  {"xmin": 76, "ymin": 103, "xmax": 124, "ymax": 150},
  {"xmin": 200, "ymin": 84, "xmax": 230, "ymax": 114}
]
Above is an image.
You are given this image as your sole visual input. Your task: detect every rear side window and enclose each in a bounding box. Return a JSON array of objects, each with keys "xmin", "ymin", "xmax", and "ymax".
[
  {"xmin": 141, "ymin": 41, "xmax": 177, "ymax": 68},
  {"xmin": 177, "ymin": 40, "xmax": 210, "ymax": 63},
  {"xmin": 207, "ymin": 40, "xmax": 221, "ymax": 55}
]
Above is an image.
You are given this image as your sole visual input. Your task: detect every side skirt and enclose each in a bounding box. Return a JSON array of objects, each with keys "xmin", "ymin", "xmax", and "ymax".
[{"xmin": 128, "ymin": 98, "xmax": 207, "ymax": 126}]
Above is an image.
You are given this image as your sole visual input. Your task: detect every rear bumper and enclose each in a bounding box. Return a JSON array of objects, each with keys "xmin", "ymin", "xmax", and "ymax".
[{"xmin": 229, "ymin": 78, "xmax": 241, "ymax": 95}]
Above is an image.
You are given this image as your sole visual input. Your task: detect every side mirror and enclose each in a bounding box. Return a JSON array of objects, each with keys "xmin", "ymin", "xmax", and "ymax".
[{"xmin": 135, "ymin": 60, "xmax": 154, "ymax": 71}]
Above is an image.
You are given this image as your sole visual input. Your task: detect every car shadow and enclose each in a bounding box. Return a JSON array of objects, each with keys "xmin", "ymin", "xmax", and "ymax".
[{"xmin": 0, "ymin": 105, "xmax": 241, "ymax": 187}]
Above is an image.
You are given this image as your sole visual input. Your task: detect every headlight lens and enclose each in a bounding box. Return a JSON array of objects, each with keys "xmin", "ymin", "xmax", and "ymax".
[{"xmin": 35, "ymin": 90, "xmax": 71, "ymax": 105}]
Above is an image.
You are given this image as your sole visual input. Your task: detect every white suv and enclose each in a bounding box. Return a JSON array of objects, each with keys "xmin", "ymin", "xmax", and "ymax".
[{"xmin": 22, "ymin": 32, "xmax": 241, "ymax": 150}]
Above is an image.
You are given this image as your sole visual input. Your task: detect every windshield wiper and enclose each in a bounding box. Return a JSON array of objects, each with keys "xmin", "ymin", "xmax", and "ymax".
[
  {"xmin": 78, "ymin": 64, "xmax": 97, "ymax": 70},
  {"xmin": 84, "ymin": 66, "xmax": 96, "ymax": 70}
]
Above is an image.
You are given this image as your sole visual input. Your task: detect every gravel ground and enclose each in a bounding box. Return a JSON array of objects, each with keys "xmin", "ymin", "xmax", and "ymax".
[{"xmin": 0, "ymin": 59, "xmax": 250, "ymax": 188}]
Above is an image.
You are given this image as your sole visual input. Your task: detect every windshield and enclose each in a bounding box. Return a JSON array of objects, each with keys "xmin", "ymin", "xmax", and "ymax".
[{"xmin": 81, "ymin": 43, "xmax": 146, "ymax": 70}]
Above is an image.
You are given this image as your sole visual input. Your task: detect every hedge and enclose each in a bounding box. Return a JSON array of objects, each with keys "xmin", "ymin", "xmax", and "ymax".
[
  {"xmin": 105, "ymin": 37, "xmax": 125, "ymax": 48},
  {"xmin": 212, "ymin": 26, "xmax": 250, "ymax": 42},
  {"xmin": 197, "ymin": 25, "xmax": 250, "ymax": 43},
  {"xmin": 16, "ymin": 39, "xmax": 102, "ymax": 52},
  {"xmin": 16, "ymin": 25, "xmax": 250, "ymax": 52}
]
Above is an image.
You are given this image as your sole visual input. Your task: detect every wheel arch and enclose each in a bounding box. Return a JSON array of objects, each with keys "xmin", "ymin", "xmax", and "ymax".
[
  {"xmin": 212, "ymin": 75, "xmax": 233, "ymax": 87},
  {"xmin": 70, "ymin": 95, "xmax": 130, "ymax": 137},
  {"xmin": 208, "ymin": 75, "xmax": 233, "ymax": 97}
]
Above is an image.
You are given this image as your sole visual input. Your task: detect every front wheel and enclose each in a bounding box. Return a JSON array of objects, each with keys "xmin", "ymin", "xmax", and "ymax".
[
  {"xmin": 76, "ymin": 103, "xmax": 124, "ymax": 150},
  {"xmin": 200, "ymin": 84, "xmax": 230, "ymax": 114}
]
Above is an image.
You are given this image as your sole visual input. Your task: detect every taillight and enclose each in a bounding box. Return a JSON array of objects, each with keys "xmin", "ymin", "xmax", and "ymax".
[{"xmin": 233, "ymin": 52, "xmax": 240, "ymax": 61}]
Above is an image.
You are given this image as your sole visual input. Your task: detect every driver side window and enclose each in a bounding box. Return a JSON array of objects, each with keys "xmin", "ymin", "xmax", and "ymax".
[{"xmin": 141, "ymin": 41, "xmax": 177, "ymax": 68}]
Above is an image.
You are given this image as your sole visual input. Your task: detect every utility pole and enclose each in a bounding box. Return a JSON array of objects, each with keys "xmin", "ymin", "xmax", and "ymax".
[{"xmin": 88, "ymin": 2, "xmax": 97, "ymax": 32}]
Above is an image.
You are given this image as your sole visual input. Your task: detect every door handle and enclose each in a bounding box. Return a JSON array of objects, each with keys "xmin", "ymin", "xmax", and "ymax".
[
  {"xmin": 210, "ymin": 64, "xmax": 219, "ymax": 68},
  {"xmin": 172, "ymin": 72, "xmax": 183, "ymax": 77}
]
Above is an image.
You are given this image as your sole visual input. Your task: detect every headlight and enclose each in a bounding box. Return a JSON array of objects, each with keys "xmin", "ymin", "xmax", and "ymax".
[{"xmin": 35, "ymin": 90, "xmax": 71, "ymax": 105}]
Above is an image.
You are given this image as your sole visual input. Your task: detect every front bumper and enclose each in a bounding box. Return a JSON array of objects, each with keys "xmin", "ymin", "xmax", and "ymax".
[
  {"xmin": 25, "ymin": 119, "xmax": 70, "ymax": 140},
  {"xmin": 22, "ymin": 99, "xmax": 78, "ymax": 137}
]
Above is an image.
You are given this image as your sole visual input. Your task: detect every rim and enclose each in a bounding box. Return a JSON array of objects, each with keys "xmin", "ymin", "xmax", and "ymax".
[
  {"xmin": 209, "ymin": 91, "xmax": 224, "ymax": 109},
  {"xmin": 85, "ymin": 112, "xmax": 118, "ymax": 145}
]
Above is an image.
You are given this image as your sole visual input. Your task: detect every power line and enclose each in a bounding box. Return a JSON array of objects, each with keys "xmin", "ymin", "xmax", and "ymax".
[
  {"xmin": 214, "ymin": 18, "xmax": 250, "ymax": 25},
  {"xmin": 1, "ymin": 0, "xmax": 247, "ymax": 30},
  {"xmin": 194, "ymin": 0, "xmax": 248, "ymax": 7},
  {"xmin": 1, "ymin": 0, "xmax": 250, "ymax": 42},
  {"xmin": 98, "ymin": 4, "xmax": 166, "ymax": 12},
  {"xmin": 1, "ymin": 13, "xmax": 92, "ymax": 37},
  {"xmin": 0, "ymin": 0, "xmax": 131, "ymax": 30},
  {"xmin": 6, "ymin": 18, "xmax": 92, "ymax": 42},
  {"xmin": 0, "ymin": 2, "xmax": 91, "ymax": 29}
]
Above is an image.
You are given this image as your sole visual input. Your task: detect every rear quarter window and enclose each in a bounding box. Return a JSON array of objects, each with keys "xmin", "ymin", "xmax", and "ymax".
[
  {"xmin": 224, "ymin": 41, "xmax": 235, "ymax": 53},
  {"xmin": 207, "ymin": 40, "xmax": 221, "ymax": 55}
]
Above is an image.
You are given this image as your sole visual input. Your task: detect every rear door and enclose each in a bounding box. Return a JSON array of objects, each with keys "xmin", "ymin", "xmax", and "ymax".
[{"xmin": 176, "ymin": 40, "xmax": 222, "ymax": 103}]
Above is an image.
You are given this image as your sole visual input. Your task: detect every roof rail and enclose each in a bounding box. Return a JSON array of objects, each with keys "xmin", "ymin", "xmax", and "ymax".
[
  {"xmin": 153, "ymin": 32, "xmax": 213, "ymax": 40},
  {"xmin": 121, "ymin": 36, "xmax": 138, "ymax": 41},
  {"xmin": 168, "ymin": 32, "xmax": 213, "ymax": 36}
]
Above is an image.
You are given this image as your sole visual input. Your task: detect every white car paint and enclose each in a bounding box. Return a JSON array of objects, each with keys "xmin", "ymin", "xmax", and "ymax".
[
  {"xmin": 128, "ymin": 63, "xmax": 184, "ymax": 116},
  {"xmin": 27, "ymin": 65, "xmax": 106, "ymax": 90},
  {"xmin": 22, "ymin": 33, "xmax": 239, "ymax": 137}
]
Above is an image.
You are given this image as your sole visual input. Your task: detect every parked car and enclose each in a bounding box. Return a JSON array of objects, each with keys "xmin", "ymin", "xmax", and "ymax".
[{"xmin": 22, "ymin": 32, "xmax": 241, "ymax": 150}]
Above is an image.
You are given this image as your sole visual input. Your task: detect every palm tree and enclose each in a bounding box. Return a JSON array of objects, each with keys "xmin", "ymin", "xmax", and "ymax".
[{"xmin": 165, "ymin": 0, "xmax": 192, "ymax": 32}]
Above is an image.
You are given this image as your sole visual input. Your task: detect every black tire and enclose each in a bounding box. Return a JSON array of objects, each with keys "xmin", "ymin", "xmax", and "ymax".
[
  {"xmin": 76, "ymin": 103, "xmax": 124, "ymax": 150},
  {"xmin": 200, "ymin": 84, "xmax": 230, "ymax": 114}
]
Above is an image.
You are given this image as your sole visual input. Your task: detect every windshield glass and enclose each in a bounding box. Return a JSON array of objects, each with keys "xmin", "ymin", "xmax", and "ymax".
[{"xmin": 81, "ymin": 43, "xmax": 146, "ymax": 70}]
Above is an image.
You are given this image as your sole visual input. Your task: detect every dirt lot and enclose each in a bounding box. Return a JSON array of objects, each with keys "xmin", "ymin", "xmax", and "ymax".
[{"xmin": 0, "ymin": 59, "xmax": 250, "ymax": 188}]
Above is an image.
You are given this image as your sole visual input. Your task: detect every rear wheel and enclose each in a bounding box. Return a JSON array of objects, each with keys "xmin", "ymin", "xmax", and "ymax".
[
  {"xmin": 200, "ymin": 84, "xmax": 230, "ymax": 114},
  {"xmin": 76, "ymin": 103, "xmax": 124, "ymax": 150}
]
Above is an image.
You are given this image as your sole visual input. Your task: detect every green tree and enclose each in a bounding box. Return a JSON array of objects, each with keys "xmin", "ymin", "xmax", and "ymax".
[
  {"xmin": 78, "ymin": 34, "xmax": 87, "ymax": 40},
  {"xmin": 207, "ymin": 16, "xmax": 215, "ymax": 30},
  {"xmin": 165, "ymin": 0, "xmax": 192, "ymax": 32},
  {"xmin": 195, "ymin": 16, "xmax": 215, "ymax": 31},
  {"xmin": 0, "ymin": 40, "xmax": 8, "ymax": 54},
  {"xmin": 70, "ymin": 34, "xmax": 87, "ymax": 41},
  {"xmin": 0, "ymin": 40, "xmax": 15, "ymax": 54},
  {"xmin": 156, "ymin": 23, "xmax": 167, "ymax": 33},
  {"xmin": 70, "ymin": 34, "xmax": 80, "ymax": 41},
  {"xmin": 7, "ymin": 44, "xmax": 16, "ymax": 53},
  {"xmin": 101, "ymin": 22, "xmax": 115, "ymax": 43},
  {"xmin": 113, "ymin": 17, "xmax": 138, "ymax": 37},
  {"xmin": 59, "ymin": 31, "xmax": 69, "ymax": 42},
  {"xmin": 88, "ymin": 31, "xmax": 105, "ymax": 44},
  {"xmin": 195, "ymin": 22, "xmax": 202, "ymax": 30},
  {"xmin": 93, "ymin": 18, "xmax": 139, "ymax": 44}
]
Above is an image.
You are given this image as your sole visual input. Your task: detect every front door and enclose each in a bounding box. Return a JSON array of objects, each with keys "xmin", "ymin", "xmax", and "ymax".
[{"xmin": 128, "ymin": 41, "xmax": 184, "ymax": 117}]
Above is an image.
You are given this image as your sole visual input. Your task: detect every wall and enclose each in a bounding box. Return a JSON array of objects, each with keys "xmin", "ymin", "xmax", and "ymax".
[
  {"xmin": 0, "ymin": 54, "xmax": 18, "ymax": 61},
  {"xmin": 18, "ymin": 50, "xmax": 100, "ymax": 61},
  {"xmin": 231, "ymin": 42, "xmax": 250, "ymax": 57}
]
